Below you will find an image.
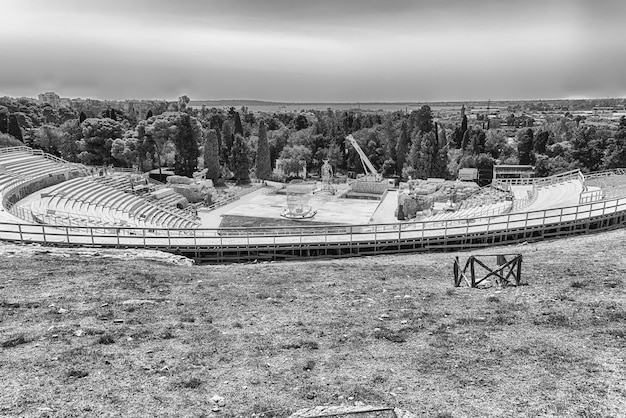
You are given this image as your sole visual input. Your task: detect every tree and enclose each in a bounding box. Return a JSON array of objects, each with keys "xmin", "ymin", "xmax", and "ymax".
[
  {"xmin": 8, "ymin": 114, "xmax": 22, "ymax": 141},
  {"xmin": 396, "ymin": 122, "xmax": 409, "ymax": 176},
  {"xmin": 33, "ymin": 125, "xmax": 64, "ymax": 155},
  {"xmin": 233, "ymin": 112, "xmax": 244, "ymax": 136},
  {"xmin": 419, "ymin": 132, "xmax": 438, "ymax": 178},
  {"xmin": 461, "ymin": 129, "xmax": 471, "ymax": 152},
  {"xmin": 172, "ymin": 113, "xmax": 201, "ymax": 177},
  {"xmin": 451, "ymin": 126, "xmax": 463, "ymax": 149},
  {"xmin": 79, "ymin": 111, "xmax": 87, "ymax": 123},
  {"xmin": 485, "ymin": 130, "xmax": 515, "ymax": 161},
  {"xmin": 79, "ymin": 118, "xmax": 123, "ymax": 165},
  {"xmin": 469, "ymin": 127, "xmax": 486, "ymax": 155},
  {"xmin": 461, "ymin": 115, "xmax": 468, "ymax": 136},
  {"xmin": 517, "ymin": 128, "xmax": 535, "ymax": 165},
  {"xmin": 221, "ymin": 121, "xmax": 234, "ymax": 166},
  {"xmin": 145, "ymin": 112, "xmax": 201, "ymax": 177},
  {"xmin": 415, "ymin": 105, "xmax": 433, "ymax": 133},
  {"xmin": 279, "ymin": 144, "xmax": 311, "ymax": 178},
  {"xmin": 204, "ymin": 129, "xmax": 220, "ymax": 181},
  {"xmin": 475, "ymin": 153, "xmax": 496, "ymax": 184},
  {"xmin": 603, "ymin": 117, "xmax": 626, "ymax": 169},
  {"xmin": 58, "ymin": 119, "xmax": 83, "ymax": 161},
  {"xmin": 0, "ymin": 106, "xmax": 9, "ymax": 134},
  {"xmin": 295, "ymin": 114, "xmax": 309, "ymax": 131},
  {"xmin": 408, "ymin": 131, "xmax": 422, "ymax": 177},
  {"xmin": 571, "ymin": 125, "xmax": 607, "ymax": 172},
  {"xmin": 0, "ymin": 132, "xmax": 23, "ymax": 148},
  {"xmin": 146, "ymin": 110, "xmax": 153, "ymax": 119},
  {"xmin": 255, "ymin": 121, "xmax": 271, "ymax": 180},
  {"xmin": 534, "ymin": 130, "xmax": 550, "ymax": 154},
  {"xmin": 178, "ymin": 95, "xmax": 190, "ymax": 111},
  {"xmin": 229, "ymin": 133, "xmax": 250, "ymax": 183}
]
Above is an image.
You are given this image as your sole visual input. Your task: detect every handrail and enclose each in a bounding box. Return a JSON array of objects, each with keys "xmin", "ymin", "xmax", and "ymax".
[
  {"xmin": 0, "ymin": 145, "xmax": 89, "ymax": 175},
  {"xmin": 2, "ymin": 159, "xmax": 626, "ymax": 263},
  {"xmin": 495, "ymin": 169, "xmax": 582, "ymax": 186},
  {"xmin": 2, "ymin": 195, "xmax": 625, "ymax": 238}
]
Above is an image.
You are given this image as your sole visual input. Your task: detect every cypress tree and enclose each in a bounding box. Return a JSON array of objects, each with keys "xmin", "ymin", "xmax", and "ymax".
[
  {"xmin": 396, "ymin": 122, "xmax": 409, "ymax": 176},
  {"xmin": 409, "ymin": 131, "xmax": 422, "ymax": 175},
  {"xmin": 79, "ymin": 111, "xmax": 87, "ymax": 123},
  {"xmin": 146, "ymin": 109, "xmax": 153, "ymax": 119},
  {"xmin": 256, "ymin": 121, "xmax": 271, "ymax": 180},
  {"xmin": 221, "ymin": 122, "xmax": 233, "ymax": 166},
  {"xmin": 204, "ymin": 129, "xmax": 220, "ymax": 181},
  {"xmin": 230, "ymin": 133, "xmax": 250, "ymax": 183},
  {"xmin": 173, "ymin": 113, "xmax": 200, "ymax": 177},
  {"xmin": 234, "ymin": 112, "xmax": 244, "ymax": 136}
]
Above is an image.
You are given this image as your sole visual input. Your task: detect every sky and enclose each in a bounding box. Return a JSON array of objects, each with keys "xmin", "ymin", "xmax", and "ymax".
[{"xmin": 1, "ymin": 0, "xmax": 625, "ymax": 102}]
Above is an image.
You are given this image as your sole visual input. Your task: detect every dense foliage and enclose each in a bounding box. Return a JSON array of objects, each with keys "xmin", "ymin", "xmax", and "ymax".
[{"xmin": 1, "ymin": 95, "xmax": 626, "ymax": 182}]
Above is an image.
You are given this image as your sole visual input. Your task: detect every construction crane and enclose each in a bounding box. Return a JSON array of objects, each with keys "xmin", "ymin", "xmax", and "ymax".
[{"xmin": 345, "ymin": 134, "xmax": 382, "ymax": 181}]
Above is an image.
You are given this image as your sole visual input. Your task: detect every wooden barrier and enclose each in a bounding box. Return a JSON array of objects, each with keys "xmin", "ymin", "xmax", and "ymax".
[{"xmin": 454, "ymin": 254, "xmax": 522, "ymax": 288}]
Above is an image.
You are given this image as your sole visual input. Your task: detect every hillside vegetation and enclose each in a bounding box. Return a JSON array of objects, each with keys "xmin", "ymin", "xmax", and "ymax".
[{"xmin": 1, "ymin": 230, "xmax": 625, "ymax": 417}]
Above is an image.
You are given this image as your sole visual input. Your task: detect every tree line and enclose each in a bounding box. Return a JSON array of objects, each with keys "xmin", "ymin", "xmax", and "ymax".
[{"xmin": 1, "ymin": 96, "xmax": 626, "ymax": 185}]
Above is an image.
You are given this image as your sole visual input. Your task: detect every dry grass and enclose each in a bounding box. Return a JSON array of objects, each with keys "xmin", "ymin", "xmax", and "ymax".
[{"xmin": 1, "ymin": 230, "xmax": 625, "ymax": 417}]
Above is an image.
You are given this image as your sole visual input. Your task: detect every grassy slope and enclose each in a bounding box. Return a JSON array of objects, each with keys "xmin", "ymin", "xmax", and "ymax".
[{"xmin": 0, "ymin": 230, "xmax": 625, "ymax": 418}]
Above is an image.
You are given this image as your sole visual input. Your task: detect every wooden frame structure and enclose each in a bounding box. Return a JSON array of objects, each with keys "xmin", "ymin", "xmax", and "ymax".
[{"xmin": 454, "ymin": 254, "xmax": 522, "ymax": 288}]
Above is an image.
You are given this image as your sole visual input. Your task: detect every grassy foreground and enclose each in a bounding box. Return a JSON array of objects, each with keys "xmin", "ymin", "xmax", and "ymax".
[{"xmin": 1, "ymin": 230, "xmax": 625, "ymax": 417}]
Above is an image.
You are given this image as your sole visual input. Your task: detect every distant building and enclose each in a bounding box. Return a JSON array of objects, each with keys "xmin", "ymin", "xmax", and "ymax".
[
  {"xmin": 458, "ymin": 168, "xmax": 478, "ymax": 181},
  {"xmin": 38, "ymin": 92, "xmax": 61, "ymax": 107},
  {"xmin": 493, "ymin": 165, "xmax": 535, "ymax": 180}
]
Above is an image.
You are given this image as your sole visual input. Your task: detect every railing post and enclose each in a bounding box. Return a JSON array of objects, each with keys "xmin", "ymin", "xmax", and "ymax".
[
  {"xmin": 18, "ymin": 224, "xmax": 23, "ymax": 242},
  {"xmin": 374, "ymin": 225, "xmax": 378, "ymax": 250},
  {"xmin": 41, "ymin": 225, "xmax": 47, "ymax": 244},
  {"xmin": 524, "ymin": 211, "xmax": 529, "ymax": 228}
]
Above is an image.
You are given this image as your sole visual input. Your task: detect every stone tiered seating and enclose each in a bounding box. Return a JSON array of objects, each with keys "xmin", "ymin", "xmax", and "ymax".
[
  {"xmin": 0, "ymin": 150, "xmax": 77, "ymax": 196},
  {"xmin": 421, "ymin": 200, "xmax": 512, "ymax": 223},
  {"xmin": 90, "ymin": 174, "xmax": 187, "ymax": 209},
  {"xmin": 36, "ymin": 178, "xmax": 199, "ymax": 229},
  {"xmin": 518, "ymin": 179, "xmax": 583, "ymax": 212}
]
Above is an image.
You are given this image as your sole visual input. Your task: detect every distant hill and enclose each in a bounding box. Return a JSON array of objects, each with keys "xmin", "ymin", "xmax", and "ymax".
[{"xmin": 189, "ymin": 99, "xmax": 288, "ymax": 107}]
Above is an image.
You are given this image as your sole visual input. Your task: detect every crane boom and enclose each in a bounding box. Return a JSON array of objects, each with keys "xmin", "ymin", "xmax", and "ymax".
[{"xmin": 346, "ymin": 134, "xmax": 380, "ymax": 180}]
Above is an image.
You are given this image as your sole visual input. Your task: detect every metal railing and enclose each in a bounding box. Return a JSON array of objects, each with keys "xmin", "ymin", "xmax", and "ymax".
[
  {"xmin": 494, "ymin": 169, "xmax": 583, "ymax": 187},
  {"xmin": 2, "ymin": 154, "xmax": 626, "ymax": 262},
  {"xmin": 1, "ymin": 196, "xmax": 625, "ymax": 256}
]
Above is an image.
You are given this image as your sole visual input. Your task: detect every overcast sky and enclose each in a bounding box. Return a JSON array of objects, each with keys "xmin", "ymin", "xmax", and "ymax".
[{"xmin": 1, "ymin": 0, "xmax": 624, "ymax": 102}]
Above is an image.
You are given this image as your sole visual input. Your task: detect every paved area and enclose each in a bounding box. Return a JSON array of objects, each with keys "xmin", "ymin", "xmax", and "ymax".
[{"xmin": 216, "ymin": 190, "xmax": 380, "ymax": 225}]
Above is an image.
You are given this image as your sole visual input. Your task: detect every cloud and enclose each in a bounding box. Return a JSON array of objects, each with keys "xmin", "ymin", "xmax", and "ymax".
[{"xmin": 1, "ymin": 0, "xmax": 625, "ymax": 101}]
